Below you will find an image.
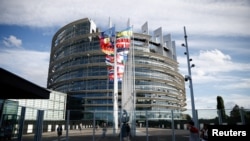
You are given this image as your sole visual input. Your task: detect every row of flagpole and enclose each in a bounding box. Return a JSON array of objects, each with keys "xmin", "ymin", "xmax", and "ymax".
[{"xmin": 99, "ymin": 17, "xmax": 134, "ymax": 134}]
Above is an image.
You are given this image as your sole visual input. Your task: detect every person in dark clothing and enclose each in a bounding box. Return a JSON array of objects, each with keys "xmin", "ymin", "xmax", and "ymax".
[
  {"xmin": 57, "ymin": 125, "xmax": 63, "ymax": 141},
  {"xmin": 102, "ymin": 124, "xmax": 107, "ymax": 138},
  {"xmin": 126, "ymin": 123, "xmax": 131, "ymax": 140},
  {"xmin": 0, "ymin": 127, "xmax": 4, "ymax": 141},
  {"xmin": 4, "ymin": 122, "xmax": 12, "ymax": 141}
]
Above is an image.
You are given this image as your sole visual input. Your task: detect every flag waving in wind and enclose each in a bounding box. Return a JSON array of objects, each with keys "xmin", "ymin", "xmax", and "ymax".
[
  {"xmin": 100, "ymin": 26, "xmax": 133, "ymax": 82},
  {"xmin": 99, "ymin": 27, "xmax": 115, "ymax": 55},
  {"xmin": 116, "ymin": 27, "xmax": 133, "ymax": 64},
  {"xmin": 117, "ymin": 27, "xmax": 133, "ymax": 37}
]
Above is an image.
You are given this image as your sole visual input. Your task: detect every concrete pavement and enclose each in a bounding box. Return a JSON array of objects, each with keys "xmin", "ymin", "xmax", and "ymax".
[{"xmin": 15, "ymin": 128, "xmax": 190, "ymax": 141}]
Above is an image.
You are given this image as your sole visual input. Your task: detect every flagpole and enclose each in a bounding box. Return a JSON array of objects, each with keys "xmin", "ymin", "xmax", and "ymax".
[
  {"xmin": 113, "ymin": 25, "xmax": 119, "ymax": 135},
  {"xmin": 131, "ymin": 25, "xmax": 136, "ymax": 136}
]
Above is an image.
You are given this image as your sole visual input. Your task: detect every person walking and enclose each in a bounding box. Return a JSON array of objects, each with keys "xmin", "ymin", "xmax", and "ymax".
[
  {"xmin": 200, "ymin": 123, "xmax": 208, "ymax": 141},
  {"xmin": 79, "ymin": 124, "xmax": 82, "ymax": 132},
  {"xmin": 102, "ymin": 124, "xmax": 107, "ymax": 138},
  {"xmin": 0, "ymin": 126, "xmax": 4, "ymax": 141},
  {"xmin": 4, "ymin": 122, "xmax": 12, "ymax": 141},
  {"xmin": 187, "ymin": 121, "xmax": 199, "ymax": 141},
  {"xmin": 126, "ymin": 123, "xmax": 131, "ymax": 141},
  {"xmin": 57, "ymin": 124, "xmax": 63, "ymax": 141}
]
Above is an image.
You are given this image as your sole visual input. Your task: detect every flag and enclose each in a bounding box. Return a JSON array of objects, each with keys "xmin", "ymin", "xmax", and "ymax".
[
  {"xmin": 100, "ymin": 38, "xmax": 114, "ymax": 55},
  {"xmin": 107, "ymin": 63, "xmax": 124, "ymax": 82},
  {"xmin": 117, "ymin": 73, "xmax": 123, "ymax": 81},
  {"xmin": 99, "ymin": 27, "xmax": 115, "ymax": 55},
  {"xmin": 117, "ymin": 27, "xmax": 133, "ymax": 37},
  {"xmin": 101, "ymin": 26, "xmax": 133, "ymax": 82},
  {"xmin": 116, "ymin": 53, "xmax": 124, "ymax": 63},
  {"xmin": 105, "ymin": 53, "xmax": 127, "ymax": 66},
  {"xmin": 117, "ymin": 63, "xmax": 124, "ymax": 73},
  {"xmin": 105, "ymin": 55, "xmax": 114, "ymax": 66},
  {"xmin": 116, "ymin": 26, "xmax": 133, "ymax": 64},
  {"xmin": 116, "ymin": 38, "xmax": 131, "ymax": 48},
  {"xmin": 101, "ymin": 26, "xmax": 115, "ymax": 38}
]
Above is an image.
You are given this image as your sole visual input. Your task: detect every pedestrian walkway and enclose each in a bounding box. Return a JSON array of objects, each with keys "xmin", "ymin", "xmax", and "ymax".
[{"xmin": 14, "ymin": 128, "xmax": 190, "ymax": 141}]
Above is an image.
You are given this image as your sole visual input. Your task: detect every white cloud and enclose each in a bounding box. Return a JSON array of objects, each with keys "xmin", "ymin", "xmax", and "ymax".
[
  {"xmin": 180, "ymin": 49, "xmax": 250, "ymax": 110},
  {"xmin": 178, "ymin": 49, "xmax": 250, "ymax": 84},
  {"xmin": 0, "ymin": 49, "xmax": 50, "ymax": 87},
  {"xmin": 0, "ymin": 0, "xmax": 249, "ymax": 36},
  {"xmin": 175, "ymin": 37, "xmax": 250, "ymax": 57},
  {"xmin": 220, "ymin": 79, "xmax": 250, "ymax": 89},
  {"xmin": 223, "ymin": 94, "xmax": 250, "ymax": 109},
  {"xmin": 3, "ymin": 35, "xmax": 22, "ymax": 47}
]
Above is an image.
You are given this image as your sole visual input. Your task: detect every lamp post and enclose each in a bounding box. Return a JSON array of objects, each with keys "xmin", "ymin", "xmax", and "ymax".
[{"xmin": 182, "ymin": 26, "xmax": 197, "ymax": 127}]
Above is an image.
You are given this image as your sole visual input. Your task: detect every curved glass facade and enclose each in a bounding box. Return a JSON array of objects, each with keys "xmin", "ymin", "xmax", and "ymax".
[{"xmin": 47, "ymin": 18, "xmax": 186, "ymax": 119}]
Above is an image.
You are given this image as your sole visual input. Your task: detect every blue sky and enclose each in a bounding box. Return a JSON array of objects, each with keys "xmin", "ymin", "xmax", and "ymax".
[{"xmin": 0, "ymin": 0, "xmax": 250, "ymax": 110}]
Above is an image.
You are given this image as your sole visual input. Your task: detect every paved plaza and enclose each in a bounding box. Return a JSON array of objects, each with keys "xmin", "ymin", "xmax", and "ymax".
[{"xmin": 16, "ymin": 128, "xmax": 190, "ymax": 141}]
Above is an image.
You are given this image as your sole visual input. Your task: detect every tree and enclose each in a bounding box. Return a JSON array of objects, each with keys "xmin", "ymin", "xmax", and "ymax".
[
  {"xmin": 230, "ymin": 104, "xmax": 241, "ymax": 118},
  {"xmin": 216, "ymin": 96, "xmax": 227, "ymax": 120},
  {"xmin": 228, "ymin": 104, "xmax": 242, "ymax": 124}
]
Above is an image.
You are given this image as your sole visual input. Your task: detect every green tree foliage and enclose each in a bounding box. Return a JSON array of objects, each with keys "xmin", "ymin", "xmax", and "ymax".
[
  {"xmin": 244, "ymin": 111, "xmax": 250, "ymax": 124},
  {"xmin": 216, "ymin": 96, "xmax": 227, "ymax": 120},
  {"xmin": 228, "ymin": 104, "xmax": 242, "ymax": 124},
  {"xmin": 230, "ymin": 104, "xmax": 241, "ymax": 118},
  {"xmin": 228, "ymin": 105, "xmax": 250, "ymax": 125}
]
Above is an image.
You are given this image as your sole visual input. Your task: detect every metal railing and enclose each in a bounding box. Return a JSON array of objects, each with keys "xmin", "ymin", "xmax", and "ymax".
[{"xmin": 1, "ymin": 108, "xmax": 249, "ymax": 141}]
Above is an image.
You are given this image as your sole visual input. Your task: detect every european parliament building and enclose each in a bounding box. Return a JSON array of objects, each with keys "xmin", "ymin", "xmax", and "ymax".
[{"xmin": 47, "ymin": 18, "xmax": 186, "ymax": 120}]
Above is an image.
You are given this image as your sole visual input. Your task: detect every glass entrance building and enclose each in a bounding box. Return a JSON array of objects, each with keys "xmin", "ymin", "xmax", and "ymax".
[{"xmin": 47, "ymin": 18, "xmax": 186, "ymax": 120}]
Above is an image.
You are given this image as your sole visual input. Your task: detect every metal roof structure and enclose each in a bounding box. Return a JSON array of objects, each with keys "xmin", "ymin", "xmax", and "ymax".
[{"xmin": 0, "ymin": 68, "xmax": 50, "ymax": 99}]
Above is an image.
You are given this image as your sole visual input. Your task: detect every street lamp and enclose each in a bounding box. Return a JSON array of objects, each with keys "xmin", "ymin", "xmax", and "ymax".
[{"xmin": 182, "ymin": 26, "xmax": 198, "ymax": 127}]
